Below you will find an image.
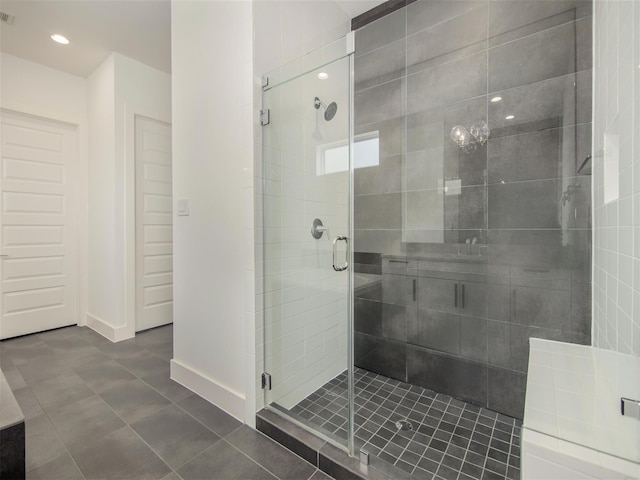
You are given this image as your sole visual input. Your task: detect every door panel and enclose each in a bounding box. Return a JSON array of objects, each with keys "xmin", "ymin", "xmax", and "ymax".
[
  {"xmin": 135, "ymin": 117, "xmax": 173, "ymax": 332},
  {"xmin": 0, "ymin": 112, "xmax": 77, "ymax": 339}
]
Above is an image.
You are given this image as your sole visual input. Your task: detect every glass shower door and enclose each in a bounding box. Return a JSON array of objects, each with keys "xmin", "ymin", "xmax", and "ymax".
[{"xmin": 261, "ymin": 43, "xmax": 353, "ymax": 451}]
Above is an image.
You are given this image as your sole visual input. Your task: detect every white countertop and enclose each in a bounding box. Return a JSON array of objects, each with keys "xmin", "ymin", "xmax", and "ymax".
[{"xmin": 524, "ymin": 339, "xmax": 640, "ymax": 465}]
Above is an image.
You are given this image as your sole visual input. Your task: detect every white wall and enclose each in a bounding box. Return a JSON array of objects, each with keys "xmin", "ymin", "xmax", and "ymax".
[
  {"xmin": 170, "ymin": 0, "xmax": 254, "ymax": 422},
  {"xmin": 592, "ymin": 0, "xmax": 640, "ymax": 358},
  {"xmin": 87, "ymin": 53, "xmax": 171, "ymax": 341},
  {"xmin": 0, "ymin": 52, "xmax": 89, "ymax": 326}
]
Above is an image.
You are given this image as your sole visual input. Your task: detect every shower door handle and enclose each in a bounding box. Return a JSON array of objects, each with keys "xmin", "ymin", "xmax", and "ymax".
[{"xmin": 332, "ymin": 236, "xmax": 349, "ymax": 272}]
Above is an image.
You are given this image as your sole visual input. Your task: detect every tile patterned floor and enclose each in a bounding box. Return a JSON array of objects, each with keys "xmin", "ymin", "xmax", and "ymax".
[
  {"xmin": 291, "ymin": 369, "xmax": 522, "ymax": 480},
  {"xmin": 1, "ymin": 325, "xmax": 330, "ymax": 480}
]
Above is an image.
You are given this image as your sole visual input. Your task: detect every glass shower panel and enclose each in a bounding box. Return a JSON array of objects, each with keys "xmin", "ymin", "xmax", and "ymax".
[{"xmin": 261, "ymin": 50, "xmax": 353, "ymax": 449}]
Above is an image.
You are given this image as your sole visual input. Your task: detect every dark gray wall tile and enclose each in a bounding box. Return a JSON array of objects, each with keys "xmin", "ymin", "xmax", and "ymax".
[
  {"xmin": 355, "ymin": 193, "xmax": 402, "ymax": 230},
  {"xmin": 355, "ymin": 333, "xmax": 407, "ymax": 382},
  {"xmin": 382, "ymin": 303, "xmax": 409, "ymax": 342},
  {"xmin": 407, "ymin": 53, "xmax": 487, "ymax": 114},
  {"xmin": 512, "ymin": 285, "xmax": 571, "ymax": 330},
  {"xmin": 571, "ymin": 281, "xmax": 592, "ymax": 344},
  {"xmin": 488, "ymin": 20, "xmax": 588, "ymax": 92},
  {"xmin": 460, "ymin": 317, "xmax": 488, "ymax": 362},
  {"xmin": 488, "ymin": 129, "xmax": 561, "ymax": 183},
  {"xmin": 487, "ymin": 320, "xmax": 511, "ymax": 368},
  {"xmin": 407, "ymin": 5, "xmax": 487, "ymax": 73},
  {"xmin": 407, "ymin": 0, "xmax": 486, "ymax": 35},
  {"xmin": 489, "ymin": 0, "xmax": 591, "ymax": 46},
  {"xmin": 357, "ymin": 117, "xmax": 405, "ymax": 157},
  {"xmin": 354, "ymin": 154, "xmax": 403, "ymax": 195},
  {"xmin": 356, "ymin": 7, "xmax": 407, "ymax": 57},
  {"xmin": 355, "ymin": 298, "xmax": 383, "ymax": 336},
  {"xmin": 417, "ymin": 310, "xmax": 461, "ymax": 355},
  {"xmin": 356, "ymin": 38, "xmax": 406, "ymax": 90},
  {"xmin": 487, "ymin": 368, "xmax": 526, "ymax": 419},
  {"xmin": 407, "ymin": 347, "xmax": 487, "ymax": 407},
  {"xmin": 488, "ymin": 179, "xmax": 561, "ymax": 229},
  {"xmin": 355, "ymin": 79, "xmax": 403, "ymax": 126}
]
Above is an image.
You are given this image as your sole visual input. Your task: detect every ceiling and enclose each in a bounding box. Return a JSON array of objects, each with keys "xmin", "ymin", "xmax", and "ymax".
[{"xmin": 0, "ymin": 0, "xmax": 385, "ymax": 78}]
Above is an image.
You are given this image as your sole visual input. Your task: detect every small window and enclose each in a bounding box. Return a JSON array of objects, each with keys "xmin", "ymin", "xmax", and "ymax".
[{"xmin": 316, "ymin": 131, "xmax": 379, "ymax": 175}]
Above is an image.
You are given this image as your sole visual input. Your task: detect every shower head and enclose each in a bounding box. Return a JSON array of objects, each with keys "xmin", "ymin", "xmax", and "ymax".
[{"xmin": 314, "ymin": 96, "xmax": 338, "ymax": 121}]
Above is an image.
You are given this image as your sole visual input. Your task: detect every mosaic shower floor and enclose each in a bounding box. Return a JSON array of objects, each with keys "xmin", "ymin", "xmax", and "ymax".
[{"xmin": 290, "ymin": 368, "xmax": 521, "ymax": 480}]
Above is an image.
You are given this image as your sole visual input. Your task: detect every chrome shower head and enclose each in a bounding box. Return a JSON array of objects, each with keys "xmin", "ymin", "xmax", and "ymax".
[{"xmin": 314, "ymin": 96, "xmax": 338, "ymax": 121}]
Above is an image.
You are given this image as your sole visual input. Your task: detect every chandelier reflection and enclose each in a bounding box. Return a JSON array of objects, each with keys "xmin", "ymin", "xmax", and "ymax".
[{"xmin": 450, "ymin": 121, "xmax": 490, "ymax": 153}]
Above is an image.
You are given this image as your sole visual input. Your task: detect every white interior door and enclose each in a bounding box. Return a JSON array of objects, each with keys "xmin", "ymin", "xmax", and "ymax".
[
  {"xmin": 135, "ymin": 116, "xmax": 172, "ymax": 332},
  {"xmin": 0, "ymin": 111, "xmax": 78, "ymax": 339}
]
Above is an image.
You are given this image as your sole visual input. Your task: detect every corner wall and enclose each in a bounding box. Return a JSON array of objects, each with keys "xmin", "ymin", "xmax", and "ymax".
[
  {"xmin": 170, "ymin": 0, "xmax": 254, "ymax": 422},
  {"xmin": 87, "ymin": 53, "xmax": 171, "ymax": 341},
  {"xmin": 592, "ymin": 0, "xmax": 640, "ymax": 357}
]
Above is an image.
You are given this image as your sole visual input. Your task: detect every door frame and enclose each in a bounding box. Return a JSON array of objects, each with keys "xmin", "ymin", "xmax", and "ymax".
[{"xmin": 0, "ymin": 108, "xmax": 84, "ymax": 336}]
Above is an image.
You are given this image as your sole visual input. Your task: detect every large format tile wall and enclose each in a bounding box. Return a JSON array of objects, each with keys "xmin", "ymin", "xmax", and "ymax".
[
  {"xmin": 353, "ymin": 0, "xmax": 593, "ymax": 419},
  {"xmin": 592, "ymin": 0, "xmax": 640, "ymax": 358}
]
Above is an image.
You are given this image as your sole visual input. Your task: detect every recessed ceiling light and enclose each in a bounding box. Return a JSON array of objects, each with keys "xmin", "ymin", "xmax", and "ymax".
[
  {"xmin": 491, "ymin": 96, "xmax": 502, "ymax": 103},
  {"xmin": 317, "ymin": 72, "xmax": 328, "ymax": 80},
  {"xmin": 51, "ymin": 34, "xmax": 69, "ymax": 45},
  {"xmin": 505, "ymin": 115, "xmax": 515, "ymax": 120}
]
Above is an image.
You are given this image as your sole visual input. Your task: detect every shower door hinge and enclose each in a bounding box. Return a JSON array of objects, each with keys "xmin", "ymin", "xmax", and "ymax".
[
  {"xmin": 261, "ymin": 372, "xmax": 272, "ymax": 390},
  {"xmin": 261, "ymin": 76, "xmax": 269, "ymax": 89},
  {"xmin": 260, "ymin": 109, "xmax": 270, "ymax": 126}
]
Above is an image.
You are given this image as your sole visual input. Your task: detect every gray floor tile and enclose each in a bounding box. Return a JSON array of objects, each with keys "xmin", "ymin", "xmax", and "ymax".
[
  {"xmin": 73, "ymin": 360, "xmax": 136, "ymax": 394},
  {"xmin": 116, "ymin": 350, "xmax": 170, "ymax": 378},
  {"xmin": 141, "ymin": 372, "xmax": 192, "ymax": 403},
  {"xmin": 99, "ymin": 378, "xmax": 171, "ymax": 424},
  {"xmin": 30, "ymin": 373, "xmax": 94, "ymax": 412},
  {"xmin": 97, "ymin": 338, "xmax": 145, "ymax": 360},
  {"xmin": 161, "ymin": 473, "xmax": 182, "ymax": 480},
  {"xmin": 308, "ymin": 470, "xmax": 333, "ymax": 480},
  {"xmin": 16, "ymin": 356, "xmax": 74, "ymax": 385},
  {"xmin": 177, "ymin": 441, "xmax": 277, "ymax": 480},
  {"xmin": 8, "ymin": 343, "xmax": 57, "ymax": 369},
  {"xmin": 131, "ymin": 404, "xmax": 220, "ymax": 469},
  {"xmin": 48, "ymin": 394, "xmax": 126, "ymax": 454},
  {"xmin": 227, "ymin": 425, "xmax": 316, "ymax": 480},
  {"xmin": 27, "ymin": 451, "xmax": 84, "ymax": 480},
  {"xmin": 25, "ymin": 414, "xmax": 68, "ymax": 472},
  {"xmin": 177, "ymin": 394, "xmax": 242, "ymax": 437},
  {"xmin": 146, "ymin": 341, "xmax": 173, "ymax": 360},
  {"xmin": 2, "ymin": 363, "xmax": 27, "ymax": 390},
  {"xmin": 73, "ymin": 427, "xmax": 171, "ymax": 480},
  {"xmin": 12, "ymin": 387, "xmax": 44, "ymax": 420},
  {"xmin": 76, "ymin": 327, "xmax": 112, "ymax": 346},
  {"xmin": 135, "ymin": 326, "xmax": 173, "ymax": 347}
]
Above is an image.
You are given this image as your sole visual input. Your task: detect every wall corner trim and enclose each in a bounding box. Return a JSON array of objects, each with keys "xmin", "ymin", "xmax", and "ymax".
[
  {"xmin": 170, "ymin": 359, "xmax": 246, "ymax": 422},
  {"xmin": 86, "ymin": 313, "xmax": 133, "ymax": 343}
]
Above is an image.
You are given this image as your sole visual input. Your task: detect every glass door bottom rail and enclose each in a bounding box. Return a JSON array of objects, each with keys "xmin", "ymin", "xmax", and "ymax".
[{"xmin": 285, "ymin": 367, "xmax": 521, "ymax": 480}]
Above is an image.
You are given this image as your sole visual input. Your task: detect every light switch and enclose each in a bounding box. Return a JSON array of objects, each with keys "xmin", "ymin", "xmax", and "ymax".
[{"xmin": 177, "ymin": 199, "xmax": 189, "ymax": 216}]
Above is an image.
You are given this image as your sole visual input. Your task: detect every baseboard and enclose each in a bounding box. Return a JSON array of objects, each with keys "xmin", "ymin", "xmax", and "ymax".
[
  {"xmin": 86, "ymin": 314, "xmax": 133, "ymax": 343},
  {"xmin": 170, "ymin": 359, "xmax": 245, "ymax": 422}
]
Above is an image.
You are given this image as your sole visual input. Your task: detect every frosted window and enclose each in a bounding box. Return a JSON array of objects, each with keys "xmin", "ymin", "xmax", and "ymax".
[{"xmin": 317, "ymin": 132, "xmax": 379, "ymax": 175}]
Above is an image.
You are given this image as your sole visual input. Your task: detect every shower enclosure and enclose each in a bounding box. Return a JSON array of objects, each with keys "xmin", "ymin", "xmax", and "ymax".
[
  {"xmin": 262, "ymin": 1, "xmax": 592, "ymax": 478},
  {"xmin": 261, "ymin": 35, "xmax": 355, "ymax": 452}
]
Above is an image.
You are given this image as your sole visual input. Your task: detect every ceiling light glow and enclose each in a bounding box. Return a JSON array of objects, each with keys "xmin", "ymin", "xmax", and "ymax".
[
  {"xmin": 51, "ymin": 34, "xmax": 69, "ymax": 45},
  {"xmin": 490, "ymin": 96, "xmax": 502, "ymax": 103},
  {"xmin": 317, "ymin": 72, "xmax": 329, "ymax": 80},
  {"xmin": 505, "ymin": 115, "xmax": 515, "ymax": 120}
]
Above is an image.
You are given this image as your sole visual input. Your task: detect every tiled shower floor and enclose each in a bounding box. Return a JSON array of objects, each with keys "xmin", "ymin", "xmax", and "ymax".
[{"xmin": 290, "ymin": 368, "xmax": 521, "ymax": 480}]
